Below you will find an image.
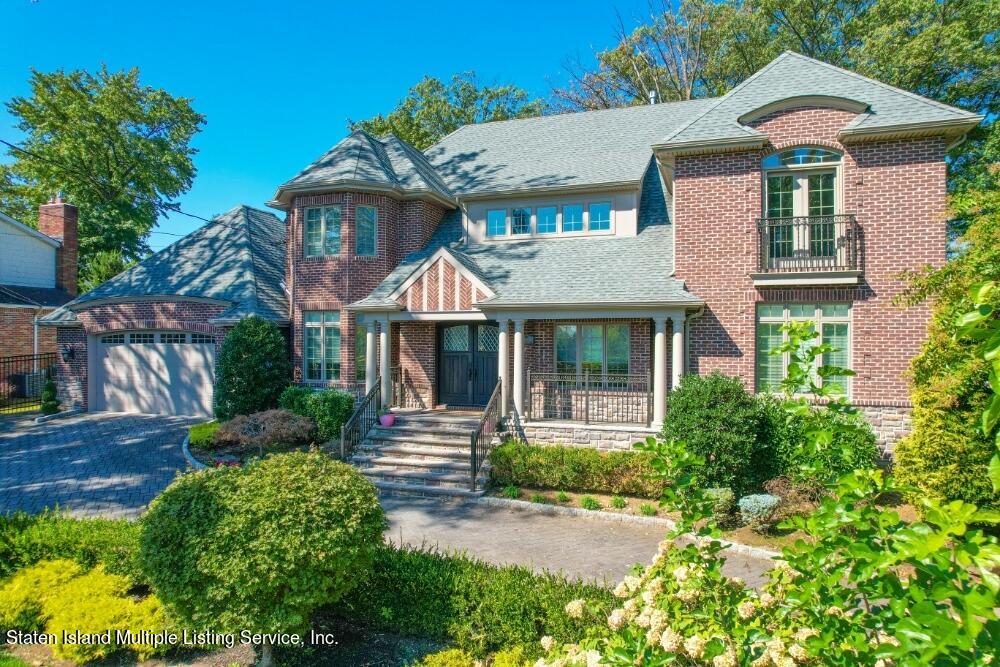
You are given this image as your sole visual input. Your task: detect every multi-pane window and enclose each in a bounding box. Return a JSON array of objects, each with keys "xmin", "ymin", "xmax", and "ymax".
[
  {"xmin": 160, "ymin": 333, "xmax": 187, "ymax": 344},
  {"xmin": 487, "ymin": 209, "xmax": 506, "ymax": 237},
  {"xmin": 304, "ymin": 206, "xmax": 341, "ymax": 257},
  {"xmin": 304, "ymin": 311, "xmax": 340, "ymax": 382},
  {"xmin": 511, "ymin": 207, "xmax": 531, "ymax": 235},
  {"xmin": 356, "ymin": 206, "xmax": 377, "ymax": 256},
  {"xmin": 808, "ymin": 173, "xmax": 836, "ymax": 256},
  {"xmin": 756, "ymin": 303, "xmax": 851, "ymax": 394},
  {"xmin": 102, "ymin": 334, "xmax": 124, "ymax": 345},
  {"xmin": 355, "ymin": 325, "xmax": 367, "ymax": 382},
  {"xmin": 562, "ymin": 205, "xmax": 584, "ymax": 233},
  {"xmin": 766, "ymin": 175, "xmax": 794, "ymax": 258},
  {"xmin": 536, "ymin": 206, "xmax": 557, "ymax": 234},
  {"xmin": 555, "ymin": 323, "xmax": 630, "ymax": 377},
  {"xmin": 588, "ymin": 202, "xmax": 611, "ymax": 232},
  {"xmin": 191, "ymin": 333, "xmax": 214, "ymax": 344},
  {"xmin": 129, "ymin": 333, "xmax": 155, "ymax": 344}
]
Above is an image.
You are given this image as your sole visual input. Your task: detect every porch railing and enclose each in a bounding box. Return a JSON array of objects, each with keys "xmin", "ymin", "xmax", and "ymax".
[
  {"xmin": 756, "ymin": 214, "xmax": 860, "ymax": 273},
  {"xmin": 0, "ymin": 353, "xmax": 57, "ymax": 416},
  {"xmin": 470, "ymin": 377, "xmax": 503, "ymax": 492},
  {"xmin": 527, "ymin": 371, "xmax": 652, "ymax": 426},
  {"xmin": 339, "ymin": 379, "xmax": 381, "ymax": 460}
]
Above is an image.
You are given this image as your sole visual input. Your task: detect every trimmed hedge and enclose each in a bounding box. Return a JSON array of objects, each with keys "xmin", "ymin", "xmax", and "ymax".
[
  {"xmin": 214, "ymin": 316, "xmax": 291, "ymax": 420},
  {"xmin": 333, "ymin": 544, "xmax": 611, "ymax": 658},
  {"xmin": 279, "ymin": 386, "xmax": 356, "ymax": 442},
  {"xmin": 488, "ymin": 441, "xmax": 664, "ymax": 498}
]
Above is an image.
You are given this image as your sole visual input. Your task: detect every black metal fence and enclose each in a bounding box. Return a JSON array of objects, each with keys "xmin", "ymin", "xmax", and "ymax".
[
  {"xmin": 0, "ymin": 353, "xmax": 57, "ymax": 416},
  {"xmin": 757, "ymin": 214, "xmax": 860, "ymax": 273},
  {"xmin": 526, "ymin": 371, "xmax": 652, "ymax": 426}
]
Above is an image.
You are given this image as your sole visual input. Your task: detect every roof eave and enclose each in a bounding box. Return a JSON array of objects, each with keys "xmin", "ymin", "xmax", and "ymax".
[
  {"xmin": 272, "ymin": 180, "xmax": 457, "ymax": 209},
  {"xmin": 652, "ymin": 135, "xmax": 769, "ymax": 156},
  {"xmin": 837, "ymin": 116, "xmax": 984, "ymax": 145},
  {"xmin": 346, "ymin": 301, "xmax": 404, "ymax": 313},
  {"xmin": 456, "ymin": 179, "xmax": 642, "ymax": 201},
  {"xmin": 479, "ymin": 298, "xmax": 705, "ymax": 310},
  {"xmin": 0, "ymin": 211, "xmax": 61, "ymax": 248}
]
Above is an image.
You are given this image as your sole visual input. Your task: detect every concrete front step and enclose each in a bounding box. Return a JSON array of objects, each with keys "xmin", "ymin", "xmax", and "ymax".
[
  {"xmin": 361, "ymin": 467, "xmax": 487, "ymax": 489},
  {"xmin": 368, "ymin": 432, "xmax": 470, "ymax": 448},
  {"xmin": 351, "ymin": 454, "xmax": 473, "ymax": 472},
  {"xmin": 391, "ymin": 413, "xmax": 481, "ymax": 428},
  {"xmin": 371, "ymin": 423, "xmax": 476, "ymax": 438},
  {"xmin": 370, "ymin": 479, "xmax": 486, "ymax": 499},
  {"xmin": 357, "ymin": 442, "xmax": 471, "ymax": 460}
]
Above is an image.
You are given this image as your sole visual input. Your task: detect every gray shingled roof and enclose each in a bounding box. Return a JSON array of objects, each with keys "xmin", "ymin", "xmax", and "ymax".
[
  {"xmin": 659, "ymin": 51, "xmax": 982, "ymax": 149},
  {"xmin": 424, "ymin": 99, "xmax": 714, "ymax": 197},
  {"xmin": 274, "ymin": 130, "xmax": 453, "ymax": 204},
  {"xmin": 0, "ymin": 285, "xmax": 73, "ymax": 308},
  {"xmin": 352, "ymin": 160, "xmax": 700, "ymax": 309},
  {"xmin": 39, "ymin": 206, "xmax": 288, "ymax": 325}
]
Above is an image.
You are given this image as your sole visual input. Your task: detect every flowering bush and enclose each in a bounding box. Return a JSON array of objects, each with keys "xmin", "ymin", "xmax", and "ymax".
[{"xmin": 534, "ymin": 321, "xmax": 1000, "ymax": 667}]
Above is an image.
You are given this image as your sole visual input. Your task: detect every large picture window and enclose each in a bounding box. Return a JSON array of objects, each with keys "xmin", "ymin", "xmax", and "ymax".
[
  {"xmin": 304, "ymin": 206, "xmax": 341, "ymax": 257},
  {"xmin": 304, "ymin": 311, "xmax": 340, "ymax": 382},
  {"xmin": 356, "ymin": 206, "xmax": 377, "ymax": 256},
  {"xmin": 555, "ymin": 323, "xmax": 630, "ymax": 377},
  {"xmin": 756, "ymin": 303, "xmax": 850, "ymax": 394}
]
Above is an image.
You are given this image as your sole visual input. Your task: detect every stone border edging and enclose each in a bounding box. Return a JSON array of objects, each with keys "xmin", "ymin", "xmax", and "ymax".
[
  {"xmin": 476, "ymin": 496, "xmax": 781, "ymax": 561},
  {"xmin": 34, "ymin": 408, "xmax": 82, "ymax": 424},
  {"xmin": 181, "ymin": 434, "xmax": 207, "ymax": 471}
]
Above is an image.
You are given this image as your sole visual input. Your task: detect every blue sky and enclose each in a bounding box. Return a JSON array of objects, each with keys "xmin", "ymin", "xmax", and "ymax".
[{"xmin": 0, "ymin": 0, "xmax": 653, "ymax": 249}]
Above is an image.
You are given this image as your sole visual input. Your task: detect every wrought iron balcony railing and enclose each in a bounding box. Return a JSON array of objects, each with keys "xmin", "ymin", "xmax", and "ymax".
[
  {"xmin": 756, "ymin": 214, "xmax": 860, "ymax": 273},
  {"xmin": 526, "ymin": 371, "xmax": 652, "ymax": 426}
]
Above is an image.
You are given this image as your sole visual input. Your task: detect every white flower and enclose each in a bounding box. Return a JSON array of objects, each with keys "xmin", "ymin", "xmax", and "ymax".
[
  {"xmin": 623, "ymin": 575, "xmax": 642, "ymax": 593},
  {"xmin": 648, "ymin": 609, "xmax": 667, "ymax": 633},
  {"xmin": 660, "ymin": 628, "xmax": 683, "ymax": 653},
  {"xmin": 646, "ymin": 627, "xmax": 662, "ymax": 646},
  {"xmin": 684, "ymin": 636, "xmax": 707, "ymax": 660},
  {"xmin": 641, "ymin": 589, "xmax": 656, "ymax": 606},
  {"xmin": 775, "ymin": 658, "xmax": 796, "ymax": 667},
  {"xmin": 613, "ymin": 581, "xmax": 630, "ymax": 598},
  {"xmin": 541, "ymin": 636, "xmax": 555, "ymax": 652},
  {"xmin": 607, "ymin": 608, "xmax": 626, "ymax": 630},
  {"xmin": 713, "ymin": 649, "xmax": 738, "ymax": 667},
  {"xmin": 759, "ymin": 592, "xmax": 777, "ymax": 608},
  {"xmin": 622, "ymin": 598, "xmax": 639, "ymax": 620},
  {"xmin": 825, "ymin": 605, "xmax": 844, "ymax": 617},
  {"xmin": 983, "ymin": 656, "xmax": 993, "ymax": 666},
  {"xmin": 737, "ymin": 600, "xmax": 756, "ymax": 620},
  {"xmin": 728, "ymin": 576, "xmax": 746, "ymax": 589},
  {"xmin": 564, "ymin": 598, "xmax": 586, "ymax": 619},
  {"xmin": 750, "ymin": 655, "xmax": 772, "ymax": 667},
  {"xmin": 672, "ymin": 565, "xmax": 690, "ymax": 582},
  {"xmin": 646, "ymin": 576, "xmax": 664, "ymax": 595},
  {"xmin": 676, "ymin": 587, "xmax": 701, "ymax": 604},
  {"xmin": 585, "ymin": 650, "xmax": 603, "ymax": 667},
  {"xmin": 793, "ymin": 627, "xmax": 818, "ymax": 642},
  {"xmin": 876, "ymin": 631, "xmax": 900, "ymax": 647},
  {"xmin": 788, "ymin": 644, "xmax": 808, "ymax": 661},
  {"xmin": 657, "ymin": 539, "xmax": 672, "ymax": 555}
]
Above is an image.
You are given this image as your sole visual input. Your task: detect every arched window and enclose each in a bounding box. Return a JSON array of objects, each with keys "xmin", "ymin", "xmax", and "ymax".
[{"xmin": 762, "ymin": 147, "xmax": 841, "ymax": 169}]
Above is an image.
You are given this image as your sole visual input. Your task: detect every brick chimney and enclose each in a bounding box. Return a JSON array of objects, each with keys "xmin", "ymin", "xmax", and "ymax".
[{"xmin": 37, "ymin": 195, "xmax": 79, "ymax": 296}]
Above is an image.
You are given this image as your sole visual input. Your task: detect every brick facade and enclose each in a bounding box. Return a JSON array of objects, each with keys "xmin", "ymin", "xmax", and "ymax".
[
  {"xmin": 0, "ymin": 307, "xmax": 57, "ymax": 358},
  {"xmin": 673, "ymin": 106, "xmax": 946, "ymax": 445}
]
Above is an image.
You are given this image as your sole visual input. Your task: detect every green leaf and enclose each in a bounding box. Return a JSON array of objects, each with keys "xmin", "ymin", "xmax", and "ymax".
[
  {"xmin": 989, "ymin": 454, "xmax": 1000, "ymax": 494},
  {"xmin": 983, "ymin": 394, "xmax": 1000, "ymax": 436}
]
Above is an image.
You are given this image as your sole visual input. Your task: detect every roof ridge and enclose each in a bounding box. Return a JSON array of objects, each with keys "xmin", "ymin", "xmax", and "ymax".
[
  {"xmin": 779, "ymin": 50, "xmax": 979, "ymax": 118},
  {"xmin": 659, "ymin": 52, "xmax": 792, "ymax": 144}
]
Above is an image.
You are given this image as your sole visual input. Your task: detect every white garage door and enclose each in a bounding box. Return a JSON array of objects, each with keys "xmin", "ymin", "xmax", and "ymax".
[{"xmin": 91, "ymin": 331, "xmax": 216, "ymax": 417}]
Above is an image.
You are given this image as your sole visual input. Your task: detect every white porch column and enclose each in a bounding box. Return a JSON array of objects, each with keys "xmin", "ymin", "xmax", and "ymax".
[
  {"xmin": 671, "ymin": 314, "xmax": 686, "ymax": 390},
  {"xmin": 512, "ymin": 319, "xmax": 525, "ymax": 416},
  {"xmin": 653, "ymin": 317, "xmax": 668, "ymax": 425},
  {"xmin": 364, "ymin": 323, "xmax": 377, "ymax": 394},
  {"xmin": 497, "ymin": 319, "xmax": 509, "ymax": 415},
  {"xmin": 379, "ymin": 319, "xmax": 392, "ymax": 409}
]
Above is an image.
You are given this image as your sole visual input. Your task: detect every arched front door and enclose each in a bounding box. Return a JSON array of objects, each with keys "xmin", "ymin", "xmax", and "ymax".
[{"xmin": 438, "ymin": 322, "xmax": 499, "ymax": 406}]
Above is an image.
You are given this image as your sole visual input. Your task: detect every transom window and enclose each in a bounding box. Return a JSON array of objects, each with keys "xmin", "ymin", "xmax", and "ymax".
[
  {"xmin": 756, "ymin": 303, "xmax": 850, "ymax": 395},
  {"xmin": 555, "ymin": 323, "xmax": 630, "ymax": 377},
  {"xmin": 304, "ymin": 206, "xmax": 341, "ymax": 257},
  {"xmin": 356, "ymin": 205, "xmax": 377, "ymax": 256},
  {"xmin": 304, "ymin": 311, "xmax": 340, "ymax": 382},
  {"xmin": 588, "ymin": 202, "xmax": 611, "ymax": 232},
  {"xmin": 483, "ymin": 202, "xmax": 614, "ymax": 238},
  {"xmin": 762, "ymin": 147, "xmax": 841, "ymax": 168}
]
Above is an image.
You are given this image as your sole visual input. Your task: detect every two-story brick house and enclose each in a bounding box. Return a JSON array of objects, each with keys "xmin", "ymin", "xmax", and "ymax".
[{"xmin": 42, "ymin": 53, "xmax": 980, "ymax": 472}]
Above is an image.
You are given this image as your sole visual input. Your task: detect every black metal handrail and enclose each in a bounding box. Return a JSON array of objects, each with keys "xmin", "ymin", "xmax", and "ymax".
[
  {"xmin": 1, "ymin": 352, "xmax": 57, "ymax": 416},
  {"xmin": 470, "ymin": 378, "xmax": 503, "ymax": 492},
  {"xmin": 527, "ymin": 370, "xmax": 652, "ymax": 426},
  {"xmin": 756, "ymin": 214, "xmax": 859, "ymax": 273},
  {"xmin": 339, "ymin": 379, "xmax": 380, "ymax": 460}
]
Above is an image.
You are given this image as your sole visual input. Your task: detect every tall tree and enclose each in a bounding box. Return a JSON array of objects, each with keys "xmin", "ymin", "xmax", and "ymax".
[
  {"xmin": 350, "ymin": 72, "xmax": 543, "ymax": 150},
  {"xmin": 0, "ymin": 66, "xmax": 205, "ymax": 288}
]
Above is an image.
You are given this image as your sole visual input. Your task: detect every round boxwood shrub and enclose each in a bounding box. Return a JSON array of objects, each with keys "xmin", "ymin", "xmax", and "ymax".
[
  {"xmin": 40, "ymin": 378, "xmax": 60, "ymax": 415},
  {"xmin": 138, "ymin": 452, "xmax": 386, "ymax": 666},
  {"xmin": 662, "ymin": 372, "xmax": 778, "ymax": 495},
  {"xmin": 214, "ymin": 316, "xmax": 291, "ymax": 420}
]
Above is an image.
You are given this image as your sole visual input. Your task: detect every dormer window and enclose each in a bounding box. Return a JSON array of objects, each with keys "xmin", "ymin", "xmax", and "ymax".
[
  {"xmin": 304, "ymin": 206, "xmax": 341, "ymax": 257},
  {"xmin": 588, "ymin": 202, "xmax": 611, "ymax": 232}
]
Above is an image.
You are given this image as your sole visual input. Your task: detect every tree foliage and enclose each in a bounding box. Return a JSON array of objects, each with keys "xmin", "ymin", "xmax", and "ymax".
[
  {"xmin": 213, "ymin": 316, "xmax": 291, "ymax": 420},
  {"xmin": 77, "ymin": 249, "xmax": 136, "ymax": 294},
  {"xmin": 0, "ymin": 66, "xmax": 204, "ymax": 286},
  {"xmin": 350, "ymin": 72, "xmax": 542, "ymax": 150}
]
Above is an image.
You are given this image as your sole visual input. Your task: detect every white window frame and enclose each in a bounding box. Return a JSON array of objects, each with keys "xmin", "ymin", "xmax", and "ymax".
[
  {"xmin": 486, "ymin": 209, "xmax": 507, "ymax": 237},
  {"xmin": 755, "ymin": 303, "xmax": 852, "ymax": 395},
  {"xmin": 587, "ymin": 202, "xmax": 612, "ymax": 232},
  {"xmin": 536, "ymin": 206, "xmax": 557, "ymax": 234},
  {"xmin": 511, "ymin": 207, "xmax": 532, "ymax": 235},
  {"xmin": 303, "ymin": 205, "xmax": 342, "ymax": 257},
  {"xmin": 356, "ymin": 205, "xmax": 378, "ymax": 257},
  {"xmin": 303, "ymin": 311, "xmax": 341, "ymax": 383},
  {"xmin": 561, "ymin": 204, "xmax": 584, "ymax": 234}
]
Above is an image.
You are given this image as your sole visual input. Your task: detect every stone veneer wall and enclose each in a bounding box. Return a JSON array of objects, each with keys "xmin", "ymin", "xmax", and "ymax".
[{"xmin": 517, "ymin": 422, "xmax": 657, "ymax": 452}]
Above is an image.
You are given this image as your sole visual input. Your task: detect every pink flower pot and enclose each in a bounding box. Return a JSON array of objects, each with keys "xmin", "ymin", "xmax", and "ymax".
[{"xmin": 379, "ymin": 413, "xmax": 396, "ymax": 427}]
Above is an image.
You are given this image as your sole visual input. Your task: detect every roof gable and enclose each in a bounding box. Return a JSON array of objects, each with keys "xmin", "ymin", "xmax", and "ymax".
[{"xmin": 0, "ymin": 211, "xmax": 60, "ymax": 247}]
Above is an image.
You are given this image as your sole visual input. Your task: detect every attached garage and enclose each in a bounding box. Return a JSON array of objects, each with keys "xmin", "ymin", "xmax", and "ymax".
[{"xmin": 90, "ymin": 330, "xmax": 216, "ymax": 417}]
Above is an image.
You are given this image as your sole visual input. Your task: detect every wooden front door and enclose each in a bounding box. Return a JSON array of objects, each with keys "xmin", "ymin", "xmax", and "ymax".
[{"xmin": 438, "ymin": 323, "xmax": 499, "ymax": 406}]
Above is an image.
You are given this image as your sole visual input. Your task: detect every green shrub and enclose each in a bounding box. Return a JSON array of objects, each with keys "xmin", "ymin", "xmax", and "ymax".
[
  {"xmin": 704, "ymin": 487, "xmax": 735, "ymax": 520},
  {"xmin": 212, "ymin": 409, "xmax": 316, "ymax": 452},
  {"xmin": 214, "ymin": 316, "xmax": 291, "ymax": 420},
  {"xmin": 610, "ymin": 495, "xmax": 627, "ymax": 509},
  {"xmin": 334, "ymin": 544, "xmax": 612, "ymax": 658},
  {"xmin": 280, "ymin": 386, "xmax": 356, "ymax": 442},
  {"xmin": 0, "ymin": 649, "xmax": 29, "ymax": 667},
  {"xmin": 139, "ymin": 452, "xmax": 385, "ymax": 660},
  {"xmin": 489, "ymin": 442, "xmax": 663, "ymax": 498},
  {"xmin": 0, "ymin": 558, "xmax": 83, "ymax": 630},
  {"xmin": 187, "ymin": 421, "xmax": 220, "ymax": 448},
  {"xmin": 579, "ymin": 495, "xmax": 601, "ymax": 510},
  {"xmin": 0, "ymin": 511, "xmax": 140, "ymax": 582},
  {"xmin": 491, "ymin": 647, "xmax": 528, "ymax": 667},
  {"xmin": 738, "ymin": 493, "xmax": 781, "ymax": 532},
  {"xmin": 530, "ymin": 493, "xmax": 546, "ymax": 504},
  {"xmin": 663, "ymin": 372, "xmax": 778, "ymax": 495},
  {"xmin": 278, "ymin": 384, "xmax": 314, "ymax": 415},
  {"xmin": 639, "ymin": 503, "xmax": 657, "ymax": 517},
  {"xmin": 502, "ymin": 484, "xmax": 521, "ymax": 499},
  {"xmin": 40, "ymin": 379, "xmax": 59, "ymax": 415},
  {"xmin": 556, "ymin": 491, "xmax": 570, "ymax": 503},
  {"xmin": 420, "ymin": 649, "xmax": 475, "ymax": 667}
]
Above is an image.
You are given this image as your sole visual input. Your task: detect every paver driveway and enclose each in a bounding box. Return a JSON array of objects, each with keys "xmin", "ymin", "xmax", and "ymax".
[{"xmin": 0, "ymin": 412, "xmax": 199, "ymax": 518}]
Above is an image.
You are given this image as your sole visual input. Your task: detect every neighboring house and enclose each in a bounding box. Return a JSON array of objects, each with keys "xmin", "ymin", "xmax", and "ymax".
[
  {"xmin": 0, "ymin": 197, "xmax": 77, "ymax": 359},
  {"xmin": 41, "ymin": 52, "xmax": 981, "ymax": 457}
]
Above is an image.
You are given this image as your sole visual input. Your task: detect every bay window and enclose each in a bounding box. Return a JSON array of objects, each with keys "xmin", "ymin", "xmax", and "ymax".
[
  {"xmin": 756, "ymin": 303, "xmax": 851, "ymax": 394},
  {"xmin": 304, "ymin": 311, "xmax": 340, "ymax": 382}
]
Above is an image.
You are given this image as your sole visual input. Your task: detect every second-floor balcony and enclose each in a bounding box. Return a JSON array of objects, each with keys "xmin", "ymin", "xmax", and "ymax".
[{"xmin": 753, "ymin": 214, "xmax": 862, "ymax": 286}]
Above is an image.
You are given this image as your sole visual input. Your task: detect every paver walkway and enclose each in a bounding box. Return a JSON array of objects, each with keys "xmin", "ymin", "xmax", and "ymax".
[
  {"xmin": 382, "ymin": 497, "xmax": 774, "ymax": 587},
  {"xmin": 0, "ymin": 412, "xmax": 198, "ymax": 518}
]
